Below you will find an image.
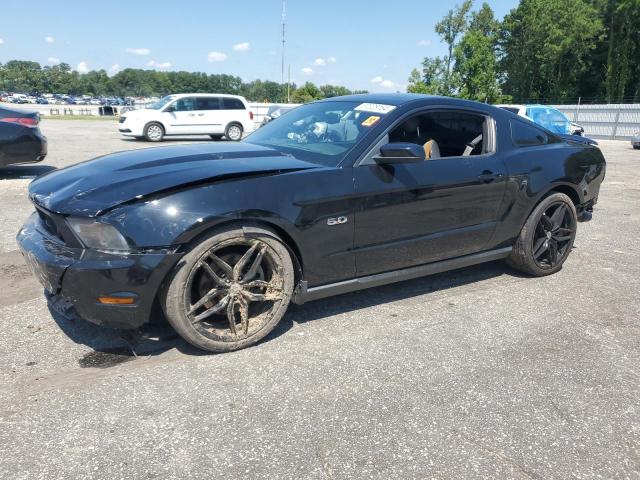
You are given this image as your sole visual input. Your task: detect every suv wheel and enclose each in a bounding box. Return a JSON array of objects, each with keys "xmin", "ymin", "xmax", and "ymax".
[
  {"xmin": 144, "ymin": 122, "xmax": 164, "ymax": 142},
  {"xmin": 225, "ymin": 123, "xmax": 243, "ymax": 141},
  {"xmin": 162, "ymin": 226, "xmax": 295, "ymax": 352},
  {"xmin": 507, "ymin": 192, "xmax": 577, "ymax": 276}
]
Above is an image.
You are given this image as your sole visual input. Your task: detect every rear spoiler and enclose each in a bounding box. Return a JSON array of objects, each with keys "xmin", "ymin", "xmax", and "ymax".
[{"xmin": 558, "ymin": 134, "xmax": 598, "ymax": 146}]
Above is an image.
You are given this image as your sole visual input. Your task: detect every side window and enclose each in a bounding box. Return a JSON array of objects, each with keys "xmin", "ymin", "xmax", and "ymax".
[
  {"xmin": 387, "ymin": 110, "xmax": 490, "ymax": 159},
  {"xmin": 174, "ymin": 97, "xmax": 197, "ymax": 112},
  {"xmin": 510, "ymin": 119, "xmax": 548, "ymax": 146},
  {"xmin": 222, "ymin": 97, "xmax": 246, "ymax": 110},
  {"xmin": 196, "ymin": 97, "xmax": 221, "ymax": 110}
]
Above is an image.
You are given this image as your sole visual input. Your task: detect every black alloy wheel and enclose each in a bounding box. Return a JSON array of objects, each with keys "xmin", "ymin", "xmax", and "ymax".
[{"xmin": 507, "ymin": 192, "xmax": 577, "ymax": 276}]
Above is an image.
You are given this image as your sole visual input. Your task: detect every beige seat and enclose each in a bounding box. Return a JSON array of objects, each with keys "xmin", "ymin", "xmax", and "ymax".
[{"xmin": 423, "ymin": 139, "xmax": 441, "ymax": 159}]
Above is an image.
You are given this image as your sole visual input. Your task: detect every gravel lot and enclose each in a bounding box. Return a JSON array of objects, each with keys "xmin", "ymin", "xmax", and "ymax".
[{"xmin": 0, "ymin": 120, "xmax": 639, "ymax": 479}]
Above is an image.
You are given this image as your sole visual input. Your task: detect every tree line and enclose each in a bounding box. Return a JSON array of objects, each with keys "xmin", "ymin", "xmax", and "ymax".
[
  {"xmin": 408, "ymin": 0, "xmax": 640, "ymax": 104},
  {"xmin": 0, "ymin": 60, "xmax": 366, "ymax": 103}
]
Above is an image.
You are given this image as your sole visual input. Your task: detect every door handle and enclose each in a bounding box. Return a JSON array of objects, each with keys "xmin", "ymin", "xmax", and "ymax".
[
  {"xmin": 477, "ymin": 170, "xmax": 502, "ymax": 183},
  {"xmin": 188, "ymin": 113, "xmax": 195, "ymax": 117},
  {"xmin": 198, "ymin": 113, "xmax": 205, "ymax": 116}
]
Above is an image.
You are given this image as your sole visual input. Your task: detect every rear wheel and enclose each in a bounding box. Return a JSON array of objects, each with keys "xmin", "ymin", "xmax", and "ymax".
[
  {"xmin": 225, "ymin": 123, "xmax": 243, "ymax": 141},
  {"xmin": 144, "ymin": 122, "xmax": 164, "ymax": 142},
  {"xmin": 162, "ymin": 227, "xmax": 295, "ymax": 352},
  {"xmin": 633, "ymin": 145, "xmax": 640, "ymax": 150},
  {"xmin": 507, "ymin": 192, "xmax": 577, "ymax": 276}
]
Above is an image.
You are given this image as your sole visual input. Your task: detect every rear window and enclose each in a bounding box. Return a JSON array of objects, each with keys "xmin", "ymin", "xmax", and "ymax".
[
  {"xmin": 510, "ymin": 119, "xmax": 548, "ymax": 146},
  {"xmin": 222, "ymin": 98, "xmax": 245, "ymax": 110}
]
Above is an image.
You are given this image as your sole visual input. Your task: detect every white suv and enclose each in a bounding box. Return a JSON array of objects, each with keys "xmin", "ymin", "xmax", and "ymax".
[{"xmin": 118, "ymin": 93, "xmax": 255, "ymax": 142}]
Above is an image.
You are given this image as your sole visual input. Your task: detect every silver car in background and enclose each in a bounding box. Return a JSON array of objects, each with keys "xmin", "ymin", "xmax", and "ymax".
[{"xmin": 631, "ymin": 131, "xmax": 640, "ymax": 149}]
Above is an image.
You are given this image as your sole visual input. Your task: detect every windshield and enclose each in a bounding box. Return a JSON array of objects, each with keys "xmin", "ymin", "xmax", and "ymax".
[
  {"xmin": 245, "ymin": 101, "xmax": 392, "ymax": 166},
  {"xmin": 146, "ymin": 95, "xmax": 176, "ymax": 110},
  {"xmin": 526, "ymin": 106, "xmax": 570, "ymax": 134}
]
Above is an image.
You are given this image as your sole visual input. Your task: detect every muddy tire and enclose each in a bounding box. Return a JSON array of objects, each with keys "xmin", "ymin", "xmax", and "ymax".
[
  {"xmin": 507, "ymin": 192, "xmax": 577, "ymax": 276},
  {"xmin": 162, "ymin": 226, "xmax": 294, "ymax": 352}
]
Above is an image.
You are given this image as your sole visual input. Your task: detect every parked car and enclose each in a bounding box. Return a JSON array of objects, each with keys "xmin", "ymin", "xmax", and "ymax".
[
  {"xmin": 18, "ymin": 94, "xmax": 605, "ymax": 353},
  {"xmin": 631, "ymin": 131, "xmax": 640, "ymax": 149},
  {"xmin": 118, "ymin": 93, "xmax": 255, "ymax": 141},
  {"xmin": 36, "ymin": 97, "xmax": 49, "ymax": 105},
  {"xmin": 497, "ymin": 104, "xmax": 585, "ymax": 136},
  {"xmin": 0, "ymin": 105, "xmax": 47, "ymax": 167},
  {"xmin": 260, "ymin": 105, "xmax": 296, "ymax": 127}
]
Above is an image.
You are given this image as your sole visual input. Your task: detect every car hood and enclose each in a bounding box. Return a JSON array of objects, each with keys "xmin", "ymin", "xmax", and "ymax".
[{"xmin": 29, "ymin": 142, "xmax": 321, "ymax": 217}]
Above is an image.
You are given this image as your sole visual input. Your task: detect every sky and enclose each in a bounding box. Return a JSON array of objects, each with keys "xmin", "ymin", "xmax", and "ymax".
[{"xmin": 0, "ymin": 0, "xmax": 518, "ymax": 92}]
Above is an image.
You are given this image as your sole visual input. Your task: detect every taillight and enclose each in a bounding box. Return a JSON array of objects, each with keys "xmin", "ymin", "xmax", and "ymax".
[
  {"xmin": 249, "ymin": 111, "xmax": 254, "ymax": 121},
  {"xmin": 0, "ymin": 117, "xmax": 38, "ymax": 128}
]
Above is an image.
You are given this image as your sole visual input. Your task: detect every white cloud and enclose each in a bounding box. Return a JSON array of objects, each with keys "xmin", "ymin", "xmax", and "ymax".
[
  {"xmin": 109, "ymin": 64, "xmax": 120, "ymax": 73},
  {"xmin": 417, "ymin": 39, "xmax": 432, "ymax": 47},
  {"xmin": 0, "ymin": 38, "xmax": 4, "ymax": 45},
  {"xmin": 47, "ymin": 57, "xmax": 60, "ymax": 64},
  {"xmin": 76, "ymin": 61, "xmax": 89, "ymax": 73},
  {"xmin": 232, "ymin": 42, "xmax": 250, "ymax": 52},
  {"xmin": 146, "ymin": 60, "xmax": 156, "ymax": 67},
  {"xmin": 155, "ymin": 61, "xmax": 171, "ymax": 69},
  {"xmin": 208, "ymin": 51, "xmax": 228, "ymax": 62},
  {"xmin": 380, "ymin": 80, "xmax": 397, "ymax": 89},
  {"xmin": 327, "ymin": 57, "xmax": 336, "ymax": 63},
  {"xmin": 370, "ymin": 76, "xmax": 383, "ymax": 84},
  {"xmin": 44, "ymin": 36, "xmax": 54, "ymax": 44},
  {"xmin": 314, "ymin": 58, "xmax": 327, "ymax": 66},
  {"xmin": 125, "ymin": 47, "xmax": 150, "ymax": 55},
  {"xmin": 302, "ymin": 67, "xmax": 313, "ymax": 75}
]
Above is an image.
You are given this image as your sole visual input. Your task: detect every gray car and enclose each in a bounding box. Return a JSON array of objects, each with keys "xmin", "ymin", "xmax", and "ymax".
[{"xmin": 631, "ymin": 130, "xmax": 640, "ymax": 149}]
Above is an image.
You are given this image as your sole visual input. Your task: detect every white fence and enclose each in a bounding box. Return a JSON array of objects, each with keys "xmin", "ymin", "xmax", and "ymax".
[{"xmin": 553, "ymin": 104, "xmax": 640, "ymax": 140}]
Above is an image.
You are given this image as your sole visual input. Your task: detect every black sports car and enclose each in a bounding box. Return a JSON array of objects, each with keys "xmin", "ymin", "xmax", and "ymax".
[
  {"xmin": 17, "ymin": 94, "xmax": 605, "ymax": 352},
  {"xmin": 0, "ymin": 106, "xmax": 47, "ymax": 167}
]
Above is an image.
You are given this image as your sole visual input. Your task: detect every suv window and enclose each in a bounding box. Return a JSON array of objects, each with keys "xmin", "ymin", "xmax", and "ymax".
[
  {"xmin": 510, "ymin": 119, "xmax": 548, "ymax": 146},
  {"xmin": 387, "ymin": 110, "xmax": 489, "ymax": 159},
  {"xmin": 222, "ymin": 97, "xmax": 245, "ymax": 110},
  {"xmin": 196, "ymin": 97, "xmax": 220, "ymax": 110},
  {"xmin": 174, "ymin": 97, "xmax": 197, "ymax": 112}
]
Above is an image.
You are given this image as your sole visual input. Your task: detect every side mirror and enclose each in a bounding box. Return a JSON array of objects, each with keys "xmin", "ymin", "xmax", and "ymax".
[
  {"xmin": 374, "ymin": 143, "xmax": 426, "ymax": 164},
  {"xmin": 164, "ymin": 104, "xmax": 176, "ymax": 113}
]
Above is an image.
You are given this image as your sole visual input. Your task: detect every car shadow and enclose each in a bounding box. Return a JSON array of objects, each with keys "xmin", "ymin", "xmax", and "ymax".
[
  {"xmin": 47, "ymin": 260, "xmax": 522, "ymax": 365},
  {"xmin": 119, "ymin": 136, "xmax": 231, "ymax": 144},
  {"xmin": 0, "ymin": 164, "xmax": 57, "ymax": 179}
]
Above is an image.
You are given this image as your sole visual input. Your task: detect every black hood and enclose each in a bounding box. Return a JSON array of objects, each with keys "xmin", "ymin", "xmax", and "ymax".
[{"xmin": 29, "ymin": 142, "xmax": 320, "ymax": 216}]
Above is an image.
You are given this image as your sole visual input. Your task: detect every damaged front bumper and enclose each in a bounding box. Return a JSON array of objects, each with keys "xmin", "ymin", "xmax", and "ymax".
[{"xmin": 17, "ymin": 212, "xmax": 183, "ymax": 330}]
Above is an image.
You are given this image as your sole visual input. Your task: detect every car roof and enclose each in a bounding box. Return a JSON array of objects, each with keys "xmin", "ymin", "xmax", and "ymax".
[
  {"xmin": 169, "ymin": 93, "xmax": 247, "ymax": 100},
  {"xmin": 316, "ymin": 93, "xmax": 498, "ymax": 111}
]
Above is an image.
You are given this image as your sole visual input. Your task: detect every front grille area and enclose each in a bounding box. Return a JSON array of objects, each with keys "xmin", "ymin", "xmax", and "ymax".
[
  {"xmin": 36, "ymin": 208, "xmax": 63, "ymax": 242},
  {"xmin": 34, "ymin": 207, "xmax": 82, "ymax": 248}
]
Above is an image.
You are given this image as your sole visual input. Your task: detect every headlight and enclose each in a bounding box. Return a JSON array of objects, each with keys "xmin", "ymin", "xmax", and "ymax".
[{"xmin": 67, "ymin": 218, "xmax": 130, "ymax": 251}]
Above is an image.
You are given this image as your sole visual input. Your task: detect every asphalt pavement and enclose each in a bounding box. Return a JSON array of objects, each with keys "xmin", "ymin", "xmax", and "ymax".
[{"xmin": 0, "ymin": 121, "xmax": 638, "ymax": 479}]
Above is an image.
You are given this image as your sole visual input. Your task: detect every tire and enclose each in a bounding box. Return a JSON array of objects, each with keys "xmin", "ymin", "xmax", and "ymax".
[
  {"xmin": 144, "ymin": 122, "xmax": 164, "ymax": 142},
  {"xmin": 507, "ymin": 192, "xmax": 577, "ymax": 276},
  {"xmin": 633, "ymin": 145, "xmax": 640, "ymax": 150},
  {"xmin": 225, "ymin": 123, "xmax": 243, "ymax": 141},
  {"xmin": 209, "ymin": 134, "xmax": 223, "ymax": 141},
  {"xmin": 162, "ymin": 226, "xmax": 295, "ymax": 352}
]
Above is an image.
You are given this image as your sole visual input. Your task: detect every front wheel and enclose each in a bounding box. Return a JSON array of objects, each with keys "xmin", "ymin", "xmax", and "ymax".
[
  {"xmin": 162, "ymin": 226, "xmax": 295, "ymax": 352},
  {"xmin": 225, "ymin": 123, "xmax": 243, "ymax": 141},
  {"xmin": 144, "ymin": 122, "xmax": 164, "ymax": 142},
  {"xmin": 507, "ymin": 192, "xmax": 577, "ymax": 276}
]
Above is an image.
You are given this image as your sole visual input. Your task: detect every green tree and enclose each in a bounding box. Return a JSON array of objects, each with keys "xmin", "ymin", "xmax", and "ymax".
[
  {"xmin": 500, "ymin": 0, "xmax": 603, "ymax": 102},
  {"xmin": 434, "ymin": 0, "xmax": 474, "ymax": 93},
  {"xmin": 453, "ymin": 3, "xmax": 505, "ymax": 102}
]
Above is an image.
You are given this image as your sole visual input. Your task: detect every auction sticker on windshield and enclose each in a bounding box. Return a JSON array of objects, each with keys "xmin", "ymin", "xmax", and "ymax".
[
  {"xmin": 354, "ymin": 103, "xmax": 396, "ymax": 114},
  {"xmin": 361, "ymin": 115, "xmax": 381, "ymax": 127}
]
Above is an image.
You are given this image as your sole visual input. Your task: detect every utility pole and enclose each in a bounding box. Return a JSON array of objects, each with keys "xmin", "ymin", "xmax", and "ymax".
[{"xmin": 281, "ymin": 0, "xmax": 286, "ymax": 96}]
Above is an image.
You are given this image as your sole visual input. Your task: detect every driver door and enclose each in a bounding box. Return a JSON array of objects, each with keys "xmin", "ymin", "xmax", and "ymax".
[{"xmin": 353, "ymin": 108, "xmax": 507, "ymax": 277}]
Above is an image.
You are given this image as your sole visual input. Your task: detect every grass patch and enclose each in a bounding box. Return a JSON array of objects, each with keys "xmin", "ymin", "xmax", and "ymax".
[{"xmin": 42, "ymin": 115, "xmax": 118, "ymax": 121}]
